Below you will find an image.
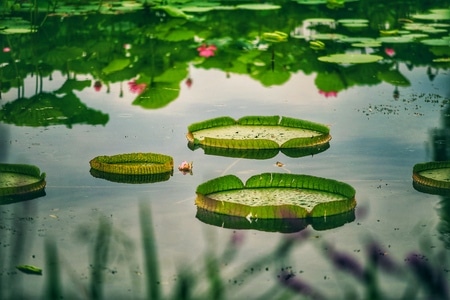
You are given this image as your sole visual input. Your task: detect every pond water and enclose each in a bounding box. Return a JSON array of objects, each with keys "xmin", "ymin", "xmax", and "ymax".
[{"xmin": 1, "ymin": 0, "xmax": 450, "ymax": 299}]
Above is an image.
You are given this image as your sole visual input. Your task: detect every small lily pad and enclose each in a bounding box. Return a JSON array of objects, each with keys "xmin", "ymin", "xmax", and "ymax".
[
  {"xmin": 186, "ymin": 115, "xmax": 331, "ymax": 152},
  {"xmin": 0, "ymin": 164, "xmax": 46, "ymax": 201},
  {"xmin": 318, "ymin": 53, "xmax": 383, "ymax": 64},
  {"xmin": 236, "ymin": 3, "xmax": 281, "ymax": 10},
  {"xmin": 195, "ymin": 173, "xmax": 356, "ymax": 219},
  {"xmin": 16, "ymin": 265, "xmax": 43, "ymax": 275},
  {"xmin": 413, "ymin": 161, "xmax": 450, "ymax": 194},
  {"xmin": 420, "ymin": 39, "xmax": 450, "ymax": 46},
  {"xmin": 89, "ymin": 152, "xmax": 173, "ymax": 183},
  {"xmin": 377, "ymin": 36, "xmax": 414, "ymax": 43}
]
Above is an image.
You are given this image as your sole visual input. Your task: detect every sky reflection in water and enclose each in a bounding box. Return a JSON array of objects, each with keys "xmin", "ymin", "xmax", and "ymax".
[{"xmin": 0, "ymin": 1, "xmax": 450, "ymax": 297}]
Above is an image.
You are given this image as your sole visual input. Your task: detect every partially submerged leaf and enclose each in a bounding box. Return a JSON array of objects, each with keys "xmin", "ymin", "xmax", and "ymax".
[{"xmin": 16, "ymin": 265, "xmax": 43, "ymax": 275}]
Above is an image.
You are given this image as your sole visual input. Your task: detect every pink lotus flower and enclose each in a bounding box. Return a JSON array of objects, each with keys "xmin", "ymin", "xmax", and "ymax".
[
  {"xmin": 384, "ymin": 48, "xmax": 395, "ymax": 57},
  {"xmin": 3, "ymin": 47, "xmax": 11, "ymax": 53},
  {"xmin": 178, "ymin": 161, "xmax": 193, "ymax": 175},
  {"xmin": 319, "ymin": 90, "xmax": 338, "ymax": 97},
  {"xmin": 197, "ymin": 44, "xmax": 217, "ymax": 58},
  {"xmin": 185, "ymin": 77, "xmax": 193, "ymax": 88},
  {"xmin": 128, "ymin": 79, "xmax": 147, "ymax": 94},
  {"xmin": 93, "ymin": 81, "xmax": 102, "ymax": 92}
]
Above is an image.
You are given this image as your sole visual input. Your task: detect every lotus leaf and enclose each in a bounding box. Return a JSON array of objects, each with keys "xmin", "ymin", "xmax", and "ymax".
[
  {"xmin": 186, "ymin": 115, "xmax": 331, "ymax": 151},
  {"xmin": 196, "ymin": 173, "xmax": 356, "ymax": 219},
  {"xmin": 421, "ymin": 39, "xmax": 450, "ymax": 46},
  {"xmin": 318, "ymin": 53, "xmax": 383, "ymax": 64},
  {"xmin": 236, "ymin": 4, "xmax": 281, "ymax": 10}
]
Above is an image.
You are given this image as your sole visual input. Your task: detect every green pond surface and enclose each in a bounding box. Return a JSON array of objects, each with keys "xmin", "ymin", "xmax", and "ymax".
[{"xmin": 0, "ymin": 0, "xmax": 450, "ymax": 299}]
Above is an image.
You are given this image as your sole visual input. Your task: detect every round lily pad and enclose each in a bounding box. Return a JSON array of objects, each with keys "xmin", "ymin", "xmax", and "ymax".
[
  {"xmin": 413, "ymin": 161, "xmax": 450, "ymax": 194},
  {"xmin": 89, "ymin": 152, "xmax": 173, "ymax": 183},
  {"xmin": 186, "ymin": 115, "xmax": 331, "ymax": 152},
  {"xmin": 235, "ymin": 3, "xmax": 281, "ymax": 10},
  {"xmin": 318, "ymin": 53, "xmax": 383, "ymax": 64},
  {"xmin": 195, "ymin": 173, "xmax": 356, "ymax": 219},
  {"xmin": 420, "ymin": 39, "xmax": 450, "ymax": 46},
  {"xmin": 0, "ymin": 163, "xmax": 46, "ymax": 201}
]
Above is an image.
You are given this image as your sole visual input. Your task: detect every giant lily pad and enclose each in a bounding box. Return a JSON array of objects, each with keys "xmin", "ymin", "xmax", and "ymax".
[
  {"xmin": 413, "ymin": 161, "xmax": 450, "ymax": 194},
  {"xmin": 195, "ymin": 173, "xmax": 356, "ymax": 219},
  {"xmin": 196, "ymin": 207, "xmax": 355, "ymax": 233},
  {"xmin": 0, "ymin": 163, "xmax": 46, "ymax": 203},
  {"xmin": 186, "ymin": 116, "xmax": 331, "ymax": 153},
  {"xmin": 89, "ymin": 152, "xmax": 173, "ymax": 183},
  {"xmin": 318, "ymin": 53, "xmax": 383, "ymax": 64}
]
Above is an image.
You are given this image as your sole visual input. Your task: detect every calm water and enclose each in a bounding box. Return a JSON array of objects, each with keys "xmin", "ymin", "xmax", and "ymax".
[{"xmin": 1, "ymin": 1, "xmax": 450, "ymax": 298}]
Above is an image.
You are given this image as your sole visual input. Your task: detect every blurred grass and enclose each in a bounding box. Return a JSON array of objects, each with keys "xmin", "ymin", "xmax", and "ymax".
[{"xmin": 1, "ymin": 202, "xmax": 450, "ymax": 299}]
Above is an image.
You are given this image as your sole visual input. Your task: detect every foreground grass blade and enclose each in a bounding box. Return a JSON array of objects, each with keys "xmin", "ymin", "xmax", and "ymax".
[
  {"xmin": 139, "ymin": 203, "xmax": 161, "ymax": 300},
  {"xmin": 45, "ymin": 239, "xmax": 62, "ymax": 299}
]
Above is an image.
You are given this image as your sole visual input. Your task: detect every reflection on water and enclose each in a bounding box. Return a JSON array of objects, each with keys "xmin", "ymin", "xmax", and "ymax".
[{"xmin": 0, "ymin": 0, "xmax": 450, "ymax": 298}]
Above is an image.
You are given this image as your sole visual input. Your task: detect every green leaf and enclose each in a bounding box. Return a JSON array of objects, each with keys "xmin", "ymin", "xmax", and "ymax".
[
  {"xmin": 102, "ymin": 58, "xmax": 130, "ymax": 75},
  {"xmin": 55, "ymin": 79, "xmax": 92, "ymax": 94},
  {"xmin": 89, "ymin": 152, "xmax": 174, "ymax": 175},
  {"xmin": 132, "ymin": 82, "xmax": 180, "ymax": 109},
  {"xmin": 236, "ymin": 4, "xmax": 281, "ymax": 10},
  {"xmin": 318, "ymin": 53, "xmax": 383, "ymax": 64},
  {"xmin": 156, "ymin": 5, "xmax": 193, "ymax": 19},
  {"xmin": 16, "ymin": 265, "xmax": 43, "ymax": 275}
]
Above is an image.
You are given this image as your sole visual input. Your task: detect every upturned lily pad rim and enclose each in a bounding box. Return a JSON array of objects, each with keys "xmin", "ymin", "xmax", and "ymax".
[
  {"xmin": 186, "ymin": 115, "xmax": 331, "ymax": 150},
  {"xmin": 89, "ymin": 152, "xmax": 174, "ymax": 175},
  {"xmin": 195, "ymin": 173, "xmax": 356, "ymax": 219},
  {"xmin": 412, "ymin": 161, "xmax": 450, "ymax": 192},
  {"xmin": 0, "ymin": 163, "xmax": 46, "ymax": 198}
]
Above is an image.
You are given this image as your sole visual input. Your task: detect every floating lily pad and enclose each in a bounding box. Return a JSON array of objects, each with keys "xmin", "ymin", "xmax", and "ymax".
[
  {"xmin": 318, "ymin": 53, "xmax": 383, "ymax": 64},
  {"xmin": 296, "ymin": 0, "xmax": 327, "ymax": 4},
  {"xmin": 195, "ymin": 173, "xmax": 356, "ymax": 219},
  {"xmin": 411, "ymin": 9, "xmax": 450, "ymax": 21},
  {"xmin": 236, "ymin": 3, "xmax": 281, "ymax": 10},
  {"xmin": 196, "ymin": 207, "xmax": 355, "ymax": 233},
  {"xmin": 0, "ymin": 164, "xmax": 46, "ymax": 202},
  {"xmin": 420, "ymin": 39, "xmax": 450, "ymax": 46},
  {"xmin": 186, "ymin": 116, "xmax": 331, "ymax": 153},
  {"xmin": 377, "ymin": 36, "xmax": 414, "ymax": 43},
  {"xmin": 89, "ymin": 152, "xmax": 173, "ymax": 183},
  {"xmin": 413, "ymin": 161, "xmax": 450, "ymax": 194}
]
